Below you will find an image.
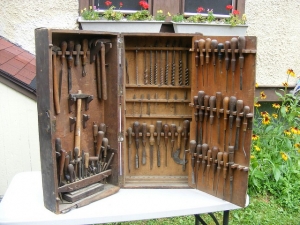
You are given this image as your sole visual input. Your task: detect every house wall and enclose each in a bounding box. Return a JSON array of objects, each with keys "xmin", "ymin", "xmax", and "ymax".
[{"xmin": 0, "ymin": 83, "xmax": 40, "ymax": 195}]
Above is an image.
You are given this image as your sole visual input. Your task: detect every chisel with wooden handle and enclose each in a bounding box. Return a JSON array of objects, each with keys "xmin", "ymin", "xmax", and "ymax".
[
  {"xmin": 194, "ymin": 40, "xmax": 199, "ymax": 89},
  {"xmin": 163, "ymin": 124, "xmax": 170, "ymax": 166},
  {"xmin": 193, "ymin": 96, "xmax": 199, "ymax": 144},
  {"xmin": 211, "ymin": 39, "xmax": 218, "ymax": 84},
  {"xmin": 52, "ymin": 46, "xmax": 60, "ymax": 114},
  {"xmin": 209, "ymin": 96, "xmax": 216, "ymax": 145},
  {"xmin": 234, "ymin": 100, "xmax": 244, "ymax": 151},
  {"xmin": 204, "ymin": 95, "xmax": 210, "ymax": 144},
  {"xmin": 170, "ymin": 124, "xmax": 176, "ymax": 157},
  {"xmin": 216, "ymin": 92, "xmax": 222, "ymax": 144},
  {"xmin": 228, "ymin": 96, "xmax": 237, "ymax": 146},
  {"xmin": 211, "ymin": 147, "xmax": 218, "ymax": 191},
  {"xmin": 205, "ymin": 38, "xmax": 211, "ymax": 85},
  {"xmin": 215, "ymin": 151, "xmax": 223, "ymax": 195},
  {"xmin": 195, "ymin": 144, "xmax": 201, "ymax": 188},
  {"xmin": 217, "ymin": 43, "xmax": 224, "ymax": 76},
  {"xmin": 75, "ymin": 43, "xmax": 81, "ymax": 67},
  {"xmin": 242, "ymin": 106, "xmax": 250, "ymax": 158},
  {"xmin": 222, "ymin": 151, "xmax": 229, "ymax": 200},
  {"xmin": 81, "ymin": 39, "xmax": 88, "ymax": 76},
  {"xmin": 198, "ymin": 91, "xmax": 205, "ymax": 144},
  {"xmin": 59, "ymin": 149, "xmax": 66, "ymax": 186},
  {"xmin": 198, "ymin": 39, "xmax": 205, "ymax": 86},
  {"xmin": 201, "ymin": 143, "xmax": 209, "ymax": 185},
  {"xmin": 133, "ymin": 121, "xmax": 140, "ymax": 169},
  {"xmin": 156, "ymin": 121, "xmax": 162, "ymax": 167},
  {"xmin": 67, "ymin": 41, "xmax": 74, "ymax": 93},
  {"xmin": 142, "ymin": 123, "xmax": 147, "ymax": 165},
  {"xmin": 206, "ymin": 149, "xmax": 212, "ymax": 186},
  {"xmin": 60, "ymin": 41, "xmax": 67, "ymax": 100},
  {"xmin": 223, "ymin": 96, "xmax": 229, "ymax": 151},
  {"xmin": 100, "ymin": 42, "xmax": 107, "ymax": 100},
  {"xmin": 238, "ymin": 36, "xmax": 246, "ymax": 90},
  {"xmin": 231, "ymin": 37, "xmax": 238, "ymax": 92},
  {"xmin": 190, "ymin": 140, "xmax": 196, "ymax": 184},
  {"xmin": 127, "ymin": 127, "xmax": 132, "ymax": 172},
  {"xmin": 228, "ymin": 146, "xmax": 235, "ymax": 201},
  {"xmin": 149, "ymin": 124, "xmax": 155, "ymax": 169},
  {"xmin": 182, "ymin": 120, "xmax": 190, "ymax": 171},
  {"xmin": 224, "ymin": 41, "xmax": 230, "ymax": 92},
  {"xmin": 96, "ymin": 131, "xmax": 104, "ymax": 160}
]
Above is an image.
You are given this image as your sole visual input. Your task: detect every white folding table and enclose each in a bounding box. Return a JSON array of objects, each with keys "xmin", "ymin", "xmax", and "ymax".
[{"xmin": 0, "ymin": 171, "xmax": 248, "ymax": 225}]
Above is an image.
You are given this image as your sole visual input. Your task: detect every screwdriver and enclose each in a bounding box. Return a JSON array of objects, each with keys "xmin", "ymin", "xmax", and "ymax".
[
  {"xmin": 133, "ymin": 121, "xmax": 140, "ymax": 169},
  {"xmin": 183, "ymin": 120, "xmax": 190, "ymax": 171},
  {"xmin": 142, "ymin": 123, "xmax": 147, "ymax": 165},
  {"xmin": 206, "ymin": 149, "xmax": 212, "ymax": 185},
  {"xmin": 198, "ymin": 39, "xmax": 205, "ymax": 86},
  {"xmin": 193, "ymin": 96, "xmax": 199, "ymax": 144},
  {"xmin": 238, "ymin": 36, "xmax": 246, "ymax": 90},
  {"xmin": 194, "ymin": 40, "xmax": 199, "ymax": 89},
  {"xmin": 205, "ymin": 38, "xmax": 212, "ymax": 85},
  {"xmin": 215, "ymin": 151, "xmax": 223, "ymax": 195},
  {"xmin": 228, "ymin": 146, "xmax": 235, "ymax": 201},
  {"xmin": 127, "ymin": 127, "xmax": 132, "ymax": 173},
  {"xmin": 228, "ymin": 96, "xmax": 237, "ymax": 146},
  {"xmin": 156, "ymin": 121, "xmax": 162, "ymax": 167},
  {"xmin": 198, "ymin": 91, "xmax": 205, "ymax": 144},
  {"xmin": 211, "ymin": 39, "xmax": 218, "ymax": 84},
  {"xmin": 170, "ymin": 124, "xmax": 176, "ymax": 157},
  {"xmin": 234, "ymin": 100, "xmax": 244, "ymax": 151},
  {"xmin": 149, "ymin": 124, "xmax": 155, "ymax": 170},
  {"xmin": 223, "ymin": 97, "xmax": 229, "ymax": 151},
  {"xmin": 222, "ymin": 151, "xmax": 229, "ymax": 200},
  {"xmin": 195, "ymin": 144, "xmax": 202, "ymax": 188},
  {"xmin": 231, "ymin": 37, "xmax": 238, "ymax": 92},
  {"xmin": 201, "ymin": 143, "xmax": 209, "ymax": 185},
  {"xmin": 241, "ymin": 106, "xmax": 250, "ymax": 157},
  {"xmin": 211, "ymin": 147, "xmax": 219, "ymax": 191},
  {"xmin": 190, "ymin": 140, "xmax": 197, "ymax": 185},
  {"xmin": 163, "ymin": 124, "xmax": 170, "ymax": 166},
  {"xmin": 209, "ymin": 96, "xmax": 216, "ymax": 145},
  {"xmin": 216, "ymin": 92, "xmax": 222, "ymax": 144},
  {"xmin": 224, "ymin": 41, "xmax": 230, "ymax": 92},
  {"xmin": 217, "ymin": 43, "xmax": 224, "ymax": 76},
  {"xmin": 67, "ymin": 40, "xmax": 74, "ymax": 93},
  {"xmin": 204, "ymin": 95, "xmax": 210, "ymax": 144}
]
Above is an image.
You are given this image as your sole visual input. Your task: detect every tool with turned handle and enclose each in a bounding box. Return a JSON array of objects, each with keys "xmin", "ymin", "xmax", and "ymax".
[
  {"xmin": 228, "ymin": 146, "xmax": 235, "ymax": 201},
  {"xmin": 133, "ymin": 121, "xmax": 140, "ymax": 169},
  {"xmin": 217, "ymin": 43, "xmax": 224, "ymax": 76},
  {"xmin": 238, "ymin": 36, "xmax": 246, "ymax": 90},
  {"xmin": 211, "ymin": 39, "xmax": 218, "ymax": 84},
  {"xmin": 190, "ymin": 140, "xmax": 196, "ymax": 184},
  {"xmin": 142, "ymin": 123, "xmax": 147, "ymax": 165},
  {"xmin": 198, "ymin": 39, "xmax": 205, "ymax": 86},
  {"xmin": 230, "ymin": 37, "xmax": 238, "ymax": 92},
  {"xmin": 234, "ymin": 100, "xmax": 244, "ymax": 151},
  {"xmin": 149, "ymin": 125, "xmax": 155, "ymax": 169},
  {"xmin": 193, "ymin": 96, "xmax": 199, "ymax": 145},
  {"xmin": 163, "ymin": 124, "xmax": 170, "ymax": 166},
  {"xmin": 215, "ymin": 151, "xmax": 223, "ymax": 195},
  {"xmin": 156, "ymin": 121, "xmax": 162, "ymax": 167},
  {"xmin": 170, "ymin": 124, "xmax": 176, "ymax": 157},
  {"xmin": 201, "ymin": 144, "xmax": 209, "ymax": 185},
  {"xmin": 127, "ymin": 127, "xmax": 132, "ymax": 172},
  {"xmin": 209, "ymin": 96, "xmax": 216, "ymax": 145},
  {"xmin": 198, "ymin": 91, "xmax": 205, "ymax": 144},
  {"xmin": 67, "ymin": 41, "xmax": 74, "ymax": 93},
  {"xmin": 205, "ymin": 38, "xmax": 211, "ymax": 85},
  {"xmin": 224, "ymin": 41, "xmax": 230, "ymax": 92},
  {"xmin": 222, "ymin": 151, "xmax": 229, "ymax": 200},
  {"xmin": 211, "ymin": 146, "xmax": 219, "ymax": 191},
  {"xmin": 206, "ymin": 149, "xmax": 212, "ymax": 186},
  {"xmin": 203, "ymin": 95, "xmax": 210, "ymax": 144},
  {"xmin": 81, "ymin": 39, "xmax": 88, "ymax": 77},
  {"xmin": 242, "ymin": 106, "xmax": 250, "ymax": 157},
  {"xmin": 228, "ymin": 96, "xmax": 237, "ymax": 146},
  {"xmin": 223, "ymin": 97, "xmax": 229, "ymax": 151},
  {"xmin": 216, "ymin": 92, "xmax": 222, "ymax": 144},
  {"xmin": 194, "ymin": 40, "xmax": 199, "ymax": 89},
  {"xmin": 195, "ymin": 144, "xmax": 201, "ymax": 188},
  {"xmin": 182, "ymin": 120, "xmax": 190, "ymax": 171}
]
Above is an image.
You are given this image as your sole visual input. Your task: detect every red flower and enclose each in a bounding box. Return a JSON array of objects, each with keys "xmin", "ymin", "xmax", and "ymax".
[
  {"xmin": 233, "ymin": 10, "xmax": 240, "ymax": 15},
  {"xmin": 119, "ymin": 2, "xmax": 123, "ymax": 7},
  {"xmin": 197, "ymin": 7, "xmax": 204, "ymax": 13},
  {"xmin": 105, "ymin": 1, "xmax": 112, "ymax": 7},
  {"xmin": 226, "ymin": 5, "xmax": 233, "ymax": 10},
  {"xmin": 139, "ymin": 0, "xmax": 149, "ymax": 10}
]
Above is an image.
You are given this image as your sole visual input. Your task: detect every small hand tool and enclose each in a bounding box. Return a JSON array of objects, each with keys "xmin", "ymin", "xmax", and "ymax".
[
  {"xmin": 171, "ymin": 40, "xmax": 176, "ymax": 86},
  {"xmin": 193, "ymin": 96, "xmax": 199, "ymax": 144},
  {"xmin": 163, "ymin": 124, "xmax": 170, "ymax": 166},
  {"xmin": 211, "ymin": 147, "xmax": 219, "ymax": 191},
  {"xmin": 81, "ymin": 39, "xmax": 88, "ymax": 77},
  {"xmin": 238, "ymin": 36, "xmax": 246, "ymax": 90},
  {"xmin": 64, "ymin": 154, "xmax": 70, "ymax": 181},
  {"xmin": 102, "ymin": 138, "xmax": 108, "ymax": 164},
  {"xmin": 228, "ymin": 146, "xmax": 234, "ymax": 201},
  {"xmin": 156, "ymin": 121, "xmax": 162, "ymax": 167},
  {"xmin": 178, "ymin": 45, "xmax": 183, "ymax": 86},
  {"xmin": 201, "ymin": 144, "xmax": 209, "ymax": 185},
  {"xmin": 59, "ymin": 149, "xmax": 66, "ymax": 186},
  {"xmin": 96, "ymin": 131, "xmax": 104, "ymax": 159},
  {"xmin": 52, "ymin": 46, "xmax": 60, "ymax": 115},
  {"xmin": 194, "ymin": 40, "xmax": 199, "ymax": 89},
  {"xmin": 144, "ymin": 49, "xmax": 148, "ymax": 84},
  {"xmin": 205, "ymin": 38, "xmax": 211, "ymax": 85},
  {"xmin": 217, "ymin": 43, "xmax": 224, "ymax": 76},
  {"xmin": 223, "ymin": 96, "xmax": 229, "ymax": 151},
  {"xmin": 206, "ymin": 149, "xmax": 212, "ymax": 185},
  {"xmin": 170, "ymin": 124, "xmax": 176, "ymax": 157},
  {"xmin": 224, "ymin": 41, "xmax": 230, "ymax": 92},
  {"xmin": 84, "ymin": 152, "xmax": 89, "ymax": 178},
  {"xmin": 222, "ymin": 151, "xmax": 229, "ymax": 200},
  {"xmin": 99, "ymin": 123, "xmax": 107, "ymax": 137},
  {"xmin": 234, "ymin": 100, "xmax": 244, "ymax": 151},
  {"xmin": 149, "ymin": 124, "xmax": 155, "ymax": 169},
  {"xmin": 127, "ymin": 127, "xmax": 132, "ymax": 172},
  {"xmin": 172, "ymin": 125, "xmax": 187, "ymax": 165},
  {"xmin": 81, "ymin": 150, "xmax": 85, "ymax": 178},
  {"xmin": 142, "ymin": 123, "xmax": 147, "ymax": 165},
  {"xmin": 74, "ymin": 147, "xmax": 79, "ymax": 180},
  {"xmin": 204, "ymin": 95, "xmax": 210, "ymax": 144},
  {"xmin": 100, "ymin": 41, "xmax": 108, "ymax": 100},
  {"xmin": 165, "ymin": 41, "xmax": 169, "ymax": 85},
  {"xmin": 198, "ymin": 39, "xmax": 205, "ymax": 86},
  {"xmin": 241, "ymin": 106, "xmax": 250, "ymax": 158},
  {"xmin": 59, "ymin": 41, "xmax": 67, "ymax": 100},
  {"xmin": 182, "ymin": 120, "xmax": 190, "ymax": 171},
  {"xmin": 67, "ymin": 41, "xmax": 74, "ymax": 93},
  {"xmin": 215, "ymin": 151, "xmax": 223, "ymax": 195},
  {"xmin": 190, "ymin": 140, "xmax": 196, "ymax": 184},
  {"xmin": 230, "ymin": 37, "xmax": 238, "ymax": 92},
  {"xmin": 75, "ymin": 43, "xmax": 81, "ymax": 67},
  {"xmin": 68, "ymin": 163, "xmax": 75, "ymax": 183},
  {"xmin": 93, "ymin": 123, "xmax": 98, "ymax": 153},
  {"xmin": 135, "ymin": 46, "xmax": 139, "ymax": 85},
  {"xmin": 198, "ymin": 91, "xmax": 205, "ymax": 144},
  {"xmin": 185, "ymin": 45, "xmax": 189, "ymax": 86},
  {"xmin": 195, "ymin": 144, "xmax": 201, "ymax": 188},
  {"xmin": 209, "ymin": 96, "xmax": 216, "ymax": 145},
  {"xmin": 216, "ymin": 92, "xmax": 222, "ymax": 144},
  {"xmin": 133, "ymin": 121, "xmax": 140, "ymax": 168},
  {"xmin": 211, "ymin": 39, "xmax": 218, "ymax": 84},
  {"xmin": 228, "ymin": 96, "xmax": 237, "ymax": 146}
]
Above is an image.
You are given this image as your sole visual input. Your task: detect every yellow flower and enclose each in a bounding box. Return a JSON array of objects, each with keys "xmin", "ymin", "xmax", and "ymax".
[
  {"xmin": 90, "ymin": 5, "xmax": 92, "ymax": 10},
  {"xmin": 272, "ymin": 113, "xmax": 278, "ymax": 119},
  {"xmin": 260, "ymin": 111, "xmax": 269, "ymax": 117},
  {"xmin": 294, "ymin": 143, "xmax": 300, "ymax": 149},
  {"xmin": 260, "ymin": 91, "xmax": 267, "ymax": 99},
  {"xmin": 254, "ymin": 103, "xmax": 261, "ymax": 107},
  {"xmin": 250, "ymin": 155, "xmax": 255, "ymax": 159},
  {"xmin": 281, "ymin": 152, "xmax": 288, "ymax": 161},
  {"xmin": 282, "ymin": 82, "xmax": 288, "ymax": 87},
  {"xmin": 291, "ymin": 127, "xmax": 300, "ymax": 135},
  {"xmin": 287, "ymin": 69, "xmax": 296, "ymax": 77},
  {"xmin": 272, "ymin": 103, "xmax": 280, "ymax": 109},
  {"xmin": 157, "ymin": 10, "xmax": 163, "ymax": 13},
  {"xmin": 255, "ymin": 83, "xmax": 258, "ymax": 88},
  {"xmin": 284, "ymin": 129, "xmax": 291, "ymax": 136},
  {"xmin": 252, "ymin": 134, "xmax": 259, "ymax": 140},
  {"xmin": 254, "ymin": 145, "xmax": 261, "ymax": 151},
  {"xmin": 168, "ymin": 12, "xmax": 171, "ymax": 16},
  {"xmin": 262, "ymin": 115, "xmax": 271, "ymax": 125},
  {"xmin": 81, "ymin": 9, "xmax": 83, "ymax": 13}
]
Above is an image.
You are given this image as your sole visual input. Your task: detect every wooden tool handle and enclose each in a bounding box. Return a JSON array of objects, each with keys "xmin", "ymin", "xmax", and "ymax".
[
  {"xmin": 230, "ymin": 37, "xmax": 238, "ymax": 72},
  {"xmin": 194, "ymin": 40, "xmax": 199, "ymax": 67},
  {"xmin": 93, "ymin": 123, "xmax": 98, "ymax": 142},
  {"xmin": 84, "ymin": 153, "xmax": 89, "ymax": 169},
  {"xmin": 163, "ymin": 124, "xmax": 169, "ymax": 146},
  {"xmin": 204, "ymin": 95, "xmax": 210, "ymax": 117},
  {"xmin": 194, "ymin": 96, "xmax": 199, "ymax": 121},
  {"xmin": 59, "ymin": 149, "xmax": 66, "ymax": 179},
  {"xmin": 216, "ymin": 92, "xmax": 222, "ymax": 119},
  {"xmin": 149, "ymin": 125, "xmax": 155, "ymax": 146},
  {"xmin": 209, "ymin": 96, "xmax": 216, "ymax": 125},
  {"xmin": 236, "ymin": 100, "xmax": 244, "ymax": 127},
  {"xmin": 82, "ymin": 39, "xmax": 88, "ymax": 66},
  {"xmin": 205, "ymin": 38, "xmax": 211, "ymax": 64},
  {"xmin": 128, "ymin": 127, "xmax": 132, "ymax": 145},
  {"xmin": 142, "ymin": 123, "xmax": 147, "ymax": 147},
  {"xmin": 190, "ymin": 140, "xmax": 196, "ymax": 166},
  {"xmin": 96, "ymin": 131, "xmax": 104, "ymax": 158},
  {"xmin": 74, "ymin": 90, "xmax": 82, "ymax": 155},
  {"xmin": 133, "ymin": 121, "xmax": 140, "ymax": 149},
  {"xmin": 223, "ymin": 96, "xmax": 229, "ymax": 130},
  {"xmin": 102, "ymin": 138, "xmax": 108, "ymax": 160},
  {"xmin": 217, "ymin": 43, "xmax": 224, "ymax": 60},
  {"xmin": 156, "ymin": 121, "xmax": 162, "ymax": 145},
  {"xmin": 223, "ymin": 151, "xmax": 229, "ymax": 178},
  {"xmin": 198, "ymin": 39, "xmax": 205, "ymax": 66},
  {"xmin": 202, "ymin": 144, "xmax": 209, "ymax": 162},
  {"xmin": 212, "ymin": 147, "xmax": 219, "ymax": 164},
  {"xmin": 75, "ymin": 44, "xmax": 81, "ymax": 66},
  {"xmin": 217, "ymin": 151, "xmax": 223, "ymax": 168},
  {"xmin": 207, "ymin": 149, "xmax": 212, "ymax": 166},
  {"xmin": 211, "ymin": 39, "xmax": 218, "ymax": 64},
  {"xmin": 99, "ymin": 123, "xmax": 106, "ymax": 136},
  {"xmin": 224, "ymin": 41, "xmax": 230, "ymax": 70},
  {"xmin": 242, "ymin": 106, "xmax": 250, "ymax": 132},
  {"xmin": 101, "ymin": 42, "xmax": 107, "ymax": 100},
  {"xmin": 61, "ymin": 41, "xmax": 67, "ymax": 64},
  {"xmin": 177, "ymin": 125, "xmax": 183, "ymax": 149},
  {"xmin": 170, "ymin": 124, "xmax": 176, "ymax": 149},
  {"xmin": 198, "ymin": 91, "xmax": 205, "ymax": 121},
  {"xmin": 196, "ymin": 144, "xmax": 202, "ymax": 162},
  {"xmin": 238, "ymin": 36, "xmax": 246, "ymax": 69}
]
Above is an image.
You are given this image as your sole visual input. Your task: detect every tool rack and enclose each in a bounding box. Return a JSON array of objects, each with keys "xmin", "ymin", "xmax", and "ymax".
[{"xmin": 35, "ymin": 28, "xmax": 256, "ymax": 214}]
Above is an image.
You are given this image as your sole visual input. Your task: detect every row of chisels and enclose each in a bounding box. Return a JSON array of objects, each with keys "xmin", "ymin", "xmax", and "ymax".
[
  {"xmin": 191, "ymin": 90, "xmax": 253, "ymax": 158},
  {"xmin": 194, "ymin": 36, "xmax": 247, "ymax": 92},
  {"xmin": 188, "ymin": 141, "xmax": 248, "ymax": 201},
  {"xmin": 126, "ymin": 120, "xmax": 191, "ymax": 171},
  {"xmin": 52, "ymin": 38, "xmax": 112, "ymax": 115}
]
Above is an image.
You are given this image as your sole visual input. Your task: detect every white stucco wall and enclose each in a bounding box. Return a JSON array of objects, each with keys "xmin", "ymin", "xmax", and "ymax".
[{"xmin": 0, "ymin": 83, "xmax": 40, "ymax": 195}]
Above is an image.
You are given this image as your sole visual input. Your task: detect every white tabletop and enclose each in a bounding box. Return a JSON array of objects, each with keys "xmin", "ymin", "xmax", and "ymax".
[{"xmin": 0, "ymin": 171, "xmax": 247, "ymax": 225}]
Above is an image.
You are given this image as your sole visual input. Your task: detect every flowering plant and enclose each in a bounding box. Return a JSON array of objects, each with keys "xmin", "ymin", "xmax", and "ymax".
[
  {"xmin": 81, "ymin": 6, "xmax": 100, "ymax": 20},
  {"xmin": 126, "ymin": 1, "xmax": 152, "ymax": 21},
  {"xmin": 224, "ymin": 5, "xmax": 246, "ymax": 26},
  {"xmin": 102, "ymin": 1, "xmax": 124, "ymax": 21}
]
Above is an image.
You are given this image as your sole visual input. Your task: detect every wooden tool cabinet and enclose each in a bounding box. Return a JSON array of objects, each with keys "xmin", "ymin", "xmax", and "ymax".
[{"xmin": 35, "ymin": 28, "xmax": 256, "ymax": 214}]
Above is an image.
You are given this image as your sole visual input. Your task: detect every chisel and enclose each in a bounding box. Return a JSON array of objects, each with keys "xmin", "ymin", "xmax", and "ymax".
[
  {"xmin": 211, "ymin": 39, "xmax": 218, "ymax": 84},
  {"xmin": 217, "ymin": 43, "xmax": 224, "ymax": 76},
  {"xmin": 238, "ymin": 36, "xmax": 246, "ymax": 90},
  {"xmin": 201, "ymin": 143, "xmax": 209, "ymax": 185},
  {"xmin": 211, "ymin": 147, "xmax": 219, "ymax": 191},
  {"xmin": 127, "ymin": 127, "xmax": 132, "ymax": 173},
  {"xmin": 156, "ymin": 121, "xmax": 162, "ymax": 167},
  {"xmin": 149, "ymin": 124, "xmax": 155, "ymax": 169},
  {"xmin": 241, "ymin": 106, "xmax": 250, "ymax": 158},
  {"xmin": 102, "ymin": 138, "xmax": 108, "ymax": 165},
  {"xmin": 209, "ymin": 96, "xmax": 216, "ymax": 145},
  {"xmin": 222, "ymin": 151, "xmax": 229, "ymax": 200},
  {"xmin": 195, "ymin": 144, "xmax": 202, "ymax": 188},
  {"xmin": 75, "ymin": 43, "xmax": 81, "ymax": 67},
  {"xmin": 193, "ymin": 96, "xmax": 199, "ymax": 144},
  {"xmin": 234, "ymin": 100, "xmax": 244, "ymax": 151},
  {"xmin": 93, "ymin": 123, "xmax": 98, "ymax": 154},
  {"xmin": 59, "ymin": 149, "xmax": 66, "ymax": 186},
  {"xmin": 215, "ymin": 151, "xmax": 223, "ymax": 195},
  {"xmin": 67, "ymin": 41, "xmax": 74, "ymax": 93},
  {"xmin": 198, "ymin": 91, "xmax": 205, "ymax": 144},
  {"xmin": 205, "ymin": 38, "xmax": 211, "ymax": 85},
  {"xmin": 198, "ymin": 39, "xmax": 205, "ymax": 86},
  {"xmin": 170, "ymin": 124, "xmax": 176, "ymax": 157},
  {"xmin": 183, "ymin": 120, "xmax": 190, "ymax": 171},
  {"xmin": 216, "ymin": 92, "xmax": 222, "ymax": 144},
  {"xmin": 224, "ymin": 41, "xmax": 230, "ymax": 92},
  {"xmin": 228, "ymin": 146, "xmax": 235, "ymax": 201},
  {"xmin": 81, "ymin": 39, "xmax": 88, "ymax": 77},
  {"xmin": 228, "ymin": 96, "xmax": 237, "ymax": 146},
  {"xmin": 60, "ymin": 41, "xmax": 67, "ymax": 100},
  {"xmin": 206, "ymin": 149, "xmax": 212, "ymax": 186},
  {"xmin": 52, "ymin": 46, "xmax": 60, "ymax": 115},
  {"xmin": 142, "ymin": 123, "xmax": 147, "ymax": 165},
  {"xmin": 204, "ymin": 95, "xmax": 210, "ymax": 144},
  {"xmin": 231, "ymin": 37, "xmax": 238, "ymax": 92},
  {"xmin": 194, "ymin": 40, "xmax": 199, "ymax": 89},
  {"xmin": 84, "ymin": 152, "xmax": 89, "ymax": 178},
  {"xmin": 133, "ymin": 121, "xmax": 140, "ymax": 169},
  {"xmin": 96, "ymin": 131, "xmax": 104, "ymax": 160},
  {"xmin": 163, "ymin": 124, "xmax": 170, "ymax": 166},
  {"xmin": 223, "ymin": 97, "xmax": 229, "ymax": 151},
  {"xmin": 190, "ymin": 140, "xmax": 197, "ymax": 184}
]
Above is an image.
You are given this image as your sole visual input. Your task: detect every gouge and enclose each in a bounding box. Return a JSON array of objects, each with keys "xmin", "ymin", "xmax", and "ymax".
[
  {"xmin": 222, "ymin": 151, "xmax": 229, "ymax": 200},
  {"xmin": 194, "ymin": 40, "xmax": 199, "ymax": 89},
  {"xmin": 149, "ymin": 124, "xmax": 155, "ymax": 169},
  {"xmin": 241, "ymin": 106, "xmax": 250, "ymax": 157},
  {"xmin": 204, "ymin": 95, "xmax": 210, "ymax": 144},
  {"xmin": 170, "ymin": 124, "xmax": 176, "ymax": 157},
  {"xmin": 223, "ymin": 96, "xmax": 229, "ymax": 151},
  {"xmin": 206, "ymin": 149, "xmax": 212, "ymax": 185},
  {"xmin": 198, "ymin": 39, "xmax": 205, "ymax": 86},
  {"xmin": 217, "ymin": 43, "xmax": 224, "ymax": 76},
  {"xmin": 190, "ymin": 140, "xmax": 196, "ymax": 184},
  {"xmin": 201, "ymin": 143, "xmax": 209, "ymax": 185},
  {"xmin": 228, "ymin": 146, "xmax": 235, "ymax": 201},
  {"xmin": 163, "ymin": 124, "xmax": 170, "ymax": 166},
  {"xmin": 209, "ymin": 96, "xmax": 216, "ymax": 145},
  {"xmin": 198, "ymin": 91, "xmax": 205, "ymax": 144},
  {"xmin": 193, "ymin": 96, "xmax": 199, "ymax": 144},
  {"xmin": 182, "ymin": 120, "xmax": 190, "ymax": 171},
  {"xmin": 195, "ymin": 144, "xmax": 202, "ymax": 188},
  {"xmin": 156, "ymin": 121, "xmax": 162, "ymax": 167},
  {"xmin": 231, "ymin": 37, "xmax": 238, "ymax": 92},
  {"xmin": 216, "ymin": 92, "xmax": 222, "ymax": 144},
  {"xmin": 215, "ymin": 151, "xmax": 223, "ymax": 195},
  {"xmin": 238, "ymin": 36, "xmax": 246, "ymax": 90},
  {"xmin": 211, "ymin": 146, "xmax": 218, "ymax": 191},
  {"xmin": 228, "ymin": 96, "xmax": 237, "ymax": 146},
  {"xmin": 133, "ymin": 121, "xmax": 140, "ymax": 169},
  {"xmin": 127, "ymin": 127, "xmax": 132, "ymax": 172},
  {"xmin": 224, "ymin": 41, "xmax": 230, "ymax": 92},
  {"xmin": 205, "ymin": 38, "xmax": 211, "ymax": 85},
  {"xmin": 234, "ymin": 100, "xmax": 244, "ymax": 151},
  {"xmin": 211, "ymin": 39, "xmax": 218, "ymax": 84},
  {"xmin": 142, "ymin": 123, "xmax": 147, "ymax": 165}
]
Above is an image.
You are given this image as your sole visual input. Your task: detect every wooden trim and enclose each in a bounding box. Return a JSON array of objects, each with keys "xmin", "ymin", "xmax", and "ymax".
[{"xmin": 237, "ymin": 0, "xmax": 246, "ymax": 15}]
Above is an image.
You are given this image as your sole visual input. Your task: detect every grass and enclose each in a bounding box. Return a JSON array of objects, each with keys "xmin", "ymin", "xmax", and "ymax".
[{"xmin": 106, "ymin": 194, "xmax": 299, "ymax": 225}]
